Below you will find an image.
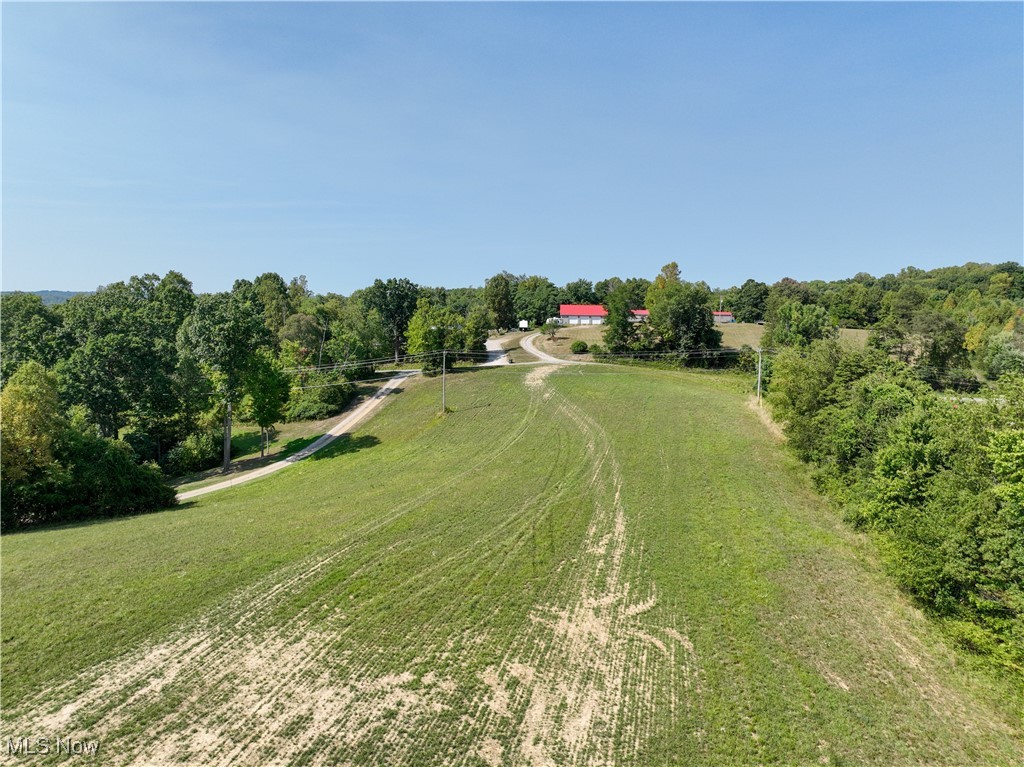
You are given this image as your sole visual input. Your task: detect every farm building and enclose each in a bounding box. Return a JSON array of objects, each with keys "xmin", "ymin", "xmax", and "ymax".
[
  {"xmin": 712, "ymin": 311, "xmax": 735, "ymax": 324},
  {"xmin": 559, "ymin": 305, "xmax": 648, "ymax": 325}
]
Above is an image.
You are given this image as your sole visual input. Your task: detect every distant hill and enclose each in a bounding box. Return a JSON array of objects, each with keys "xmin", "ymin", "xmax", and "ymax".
[{"xmin": 2, "ymin": 290, "xmax": 90, "ymax": 305}]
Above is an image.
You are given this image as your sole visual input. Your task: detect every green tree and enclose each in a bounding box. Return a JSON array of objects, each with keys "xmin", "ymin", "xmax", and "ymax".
[
  {"xmin": 602, "ymin": 285, "xmax": 640, "ymax": 353},
  {"xmin": 763, "ymin": 301, "xmax": 837, "ymax": 349},
  {"xmin": 594, "ymin": 277, "xmax": 623, "ymax": 303},
  {"xmin": 253, "ymin": 272, "xmax": 291, "ymax": 338},
  {"xmin": 57, "ymin": 333, "xmax": 158, "ymax": 438},
  {"xmin": 514, "ymin": 276, "xmax": 559, "ymax": 327},
  {"xmin": 405, "ymin": 298, "xmax": 464, "ymax": 373},
  {"xmin": 909, "ymin": 310, "xmax": 968, "ymax": 369},
  {"xmin": 561, "ymin": 278, "xmax": 596, "ymax": 305},
  {"xmin": 463, "ymin": 304, "xmax": 493, "ymax": 355},
  {"xmin": 325, "ymin": 298, "xmax": 388, "ymax": 366},
  {"xmin": 178, "ymin": 292, "xmax": 270, "ymax": 470},
  {"xmin": 646, "ymin": 281, "xmax": 721, "ymax": 352},
  {"xmin": 0, "ymin": 362, "xmax": 64, "ymax": 483},
  {"xmin": 484, "ymin": 273, "xmax": 517, "ymax": 330},
  {"xmin": 0, "ymin": 293, "xmax": 63, "ymax": 384},
  {"xmin": 763, "ymin": 278, "xmax": 812, "ymax": 326},
  {"xmin": 243, "ymin": 350, "xmax": 291, "ymax": 457},
  {"xmin": 733, "ymin": 279, "xmax": 770, "ymax": 323},
  {"xmin": 363, "ymin": 278, "xmax": 420, "ymax": 361}
]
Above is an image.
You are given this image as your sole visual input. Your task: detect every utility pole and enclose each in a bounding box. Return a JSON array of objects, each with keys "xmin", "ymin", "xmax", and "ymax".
[
  {"xmin": 756, "ymin": 348, "xmax": 763, "ymax": 406},
  {"xmin": 222, "ymin": 400, "xmax": 232, "ymax": 472},
  {"xmin": 442, "ymin": 349, "xmax": 447, "ymax": 413}
]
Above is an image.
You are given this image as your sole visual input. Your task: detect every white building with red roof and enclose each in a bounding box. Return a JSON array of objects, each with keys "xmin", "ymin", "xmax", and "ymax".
[{"xmin": 558, "ymin": 304, "xmax": 649, "ymax": 325}]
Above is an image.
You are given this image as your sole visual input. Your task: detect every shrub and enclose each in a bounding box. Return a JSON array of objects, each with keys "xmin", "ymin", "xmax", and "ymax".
[
  {"xmin": 570, "ymin": 340, "xmax": 589, "ymax": 354},
  {"xmin": 3, "ymin": 429, "xmax": 176, "ymax": 529},
  {"xmin": 162, "ymin": 431, "xmax": 221, "ymax": 476},
  {"xmin": 284, "ymin": 374, "xmax": 355, "ymax": 422}
]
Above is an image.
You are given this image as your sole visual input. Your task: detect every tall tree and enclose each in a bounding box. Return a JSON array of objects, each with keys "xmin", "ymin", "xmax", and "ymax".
[
  {"xmin": 244, "ymin": 350, "xmax": 291, "ymax": 457},
  {"xmin": 363, "ymin": 278, "xmax": 420, "ymax": 361},
  {"xmin": 463, "ymin": 304, "xmax": 494, "ymax": 354},
  {"xmin": 0, "ymin": 293, "xmax": 63, "ymax": 385},
  {"xmin": 178, "ymin": 292, "xmax": 270, "ymax": 470},
  {"xmin": 514, "ymin": 276, "xmax": 559, "ymax": 327},
  {"xmin": 561, "ymin": 278, "xmax": 597, "ymax": 305},
  {"xmin": 253, "ymin": 272, "xmax": 291, "ymax": 337},
  {"xmin": 484, "ymin": 273, "xmax": 517, "ymax": 330},
  {"xmin": 647, "ymin": 281, "xmax": 721, "ymax": 351},
  {"xmin": 763, "ymin": 301, "xmax": 837, "ymax": 349},
  {"xmin": 0, "ymin": 361, "xmax": 64, "ymax": 483},
  {"xmin": 733, "ymin": 279, "xmax": 770, "ymax": 323},
  {"xmin": 405, "ymin": 298, "xmax": 465, "ymax": 372},
  {"xmin": 594, "ymin": 277, "xmax": 624, "ymax": 303},
  {"xmin": 602, "ymin": 285, "xmax": 639, "ymax": 352}
]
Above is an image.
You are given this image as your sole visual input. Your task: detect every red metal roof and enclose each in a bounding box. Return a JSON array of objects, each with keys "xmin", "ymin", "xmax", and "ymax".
[
  {"xmin": 712, "ymin": 311, "xmax": 734, "ymax": 316},
  {"xmin": 561, "ymin": 303, "xmax": 647, "ymax": 315},
  {"xmin": 560, "ymin": 304, "xmax": 608, "ymax": 316}
]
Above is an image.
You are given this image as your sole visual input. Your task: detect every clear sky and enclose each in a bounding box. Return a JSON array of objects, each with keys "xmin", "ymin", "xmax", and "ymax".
[{"xmin": 3, "ymin": 2, "xmax": 1021, "ymax": 295}]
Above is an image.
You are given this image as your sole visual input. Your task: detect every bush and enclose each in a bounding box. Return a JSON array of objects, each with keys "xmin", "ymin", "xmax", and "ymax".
[
  {"xmin": 2, "ymin": 429, "xmax": 177, "ymax": 529},
  {"xmin": 284, "ymin": 374, "xmax": 355, "ymax": 422},
  {"xmin": 162, "ymin": 431, "xmax": 221, "ymax": 476},
  {"xmin": 570, "ymin": 340, "xmax": 589, "ymax": 354}
]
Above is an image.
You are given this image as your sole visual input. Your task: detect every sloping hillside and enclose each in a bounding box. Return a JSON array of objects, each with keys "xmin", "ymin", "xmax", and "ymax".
[{"xmin": 3, "ymin": 365, "xmax": 1019, "ymax": 765}]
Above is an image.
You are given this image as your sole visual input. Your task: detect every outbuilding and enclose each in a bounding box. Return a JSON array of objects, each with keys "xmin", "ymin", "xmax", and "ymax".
[
  {"xmin": 559, "ymin": 305, "xmax": 649, "ymax": 325},
  {"xmin": 712, "ymin": 311, "xmax": 735, "ymax": 324}
]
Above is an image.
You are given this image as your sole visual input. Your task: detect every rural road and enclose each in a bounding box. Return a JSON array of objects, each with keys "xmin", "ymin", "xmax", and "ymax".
[
  {"xmin": 176, "ymin": 370, "xmax": 416, "ymax": 502},
  {"xmin": 178, "ymin": 336, "xmax": 566, "ymax": 501},
  {"xmin": 480, "ymin": 337, "xmax": 512, "ymax": 366},
  {"xmin": 519, "ymin": 333, "xmax": 571, "ymax": 364}
]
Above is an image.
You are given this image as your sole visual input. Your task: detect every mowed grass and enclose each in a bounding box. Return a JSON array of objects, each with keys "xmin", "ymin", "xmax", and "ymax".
[
  {"xmin": 718, "ymin": 322, "xmax": 870, "ymax": 350},
  {"xmin": 171, "ymin": 379, "xmax": 394, "ymax": 492},
  {"xmin": 2, "ymin": 365, "xmax": 1020, "ymax": 765},
  {"xmin": 537, "ymin": 323, "xmax": 869, "ymax": 360}
]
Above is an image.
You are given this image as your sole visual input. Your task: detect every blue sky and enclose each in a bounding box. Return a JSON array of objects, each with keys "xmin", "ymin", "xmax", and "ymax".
[{"xmin": 3, "ymin": 2, "xmax": 1021, "ymax": 295}]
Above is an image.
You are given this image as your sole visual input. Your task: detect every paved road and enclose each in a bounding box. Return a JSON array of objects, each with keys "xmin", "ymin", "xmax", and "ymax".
[
  {"xmin": 519, "ymin": 333, "xmax": 571, "ymax": 365},
  {"xmin": 177, "ymin": 370, "xmax": 417, "ymax": 502}
]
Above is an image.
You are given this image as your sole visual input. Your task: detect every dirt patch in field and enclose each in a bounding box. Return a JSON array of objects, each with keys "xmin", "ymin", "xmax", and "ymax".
[{"xmin": 525, "ymin": 364, "xmax": 558, "ymax": 390}]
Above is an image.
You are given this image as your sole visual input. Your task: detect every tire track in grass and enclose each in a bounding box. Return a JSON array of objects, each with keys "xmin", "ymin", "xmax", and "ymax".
[
  {"xmin": 469, "ymin": 365, "xmax": 701, "ymax": 766},
  {"xmin": 5, "ymin": 368, "xmax": 596, "ymax": 765},
  {"xmin": 10, "ymin": 366, "xmax": 697, "ymax": 766}
]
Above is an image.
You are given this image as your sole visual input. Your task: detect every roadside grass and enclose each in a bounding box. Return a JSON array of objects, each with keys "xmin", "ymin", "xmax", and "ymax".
[
  {"xmin": 170, "ymin": 379, "xmax": 392, "ymax": 492},
  {"xmin": 492, "ymin": 330, "xmax": 536, "ymax": 363},
  {"xmin": 2, "ymin": 365, "xmax": 1020, "ymax": 765}
]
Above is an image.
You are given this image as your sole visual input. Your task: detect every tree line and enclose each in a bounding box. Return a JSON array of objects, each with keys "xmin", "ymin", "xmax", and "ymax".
[
  {"xmin": 767, "ymin": 340, "xmax": 1023, "ymax": 677},
  {"xmin": 0, "ymin": 270, "xmax": 649, "ymax": 528},
  {"xmin": 2, "ymin": 260, "xmax": 1022, "ymax": 529}
]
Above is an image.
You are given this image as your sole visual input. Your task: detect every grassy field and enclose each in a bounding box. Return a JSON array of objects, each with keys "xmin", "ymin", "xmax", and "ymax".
[
  {"xmin": 718, "ymin": 322, "xmax": 871, "ymax": 350},
  {"xmin": 532, "ymin": 324, "xmax": 869, "ymax": 361},
  {"xmin": 2, "ymin": 365, "xmax": 1020, "ymax": 765}
]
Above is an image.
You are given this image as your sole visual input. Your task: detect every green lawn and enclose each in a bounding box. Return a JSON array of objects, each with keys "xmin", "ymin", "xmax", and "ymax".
[
  {"xmin": 170, "ymin": 379, "xmax": 394, "ymax": 492},
  {"xmin": 2, "ymin": 365, "xmax": 1019, "ymax": 765},
  {"xmin": 719, "ymin": 322, "xmax": 870, "ymax": 350}
]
